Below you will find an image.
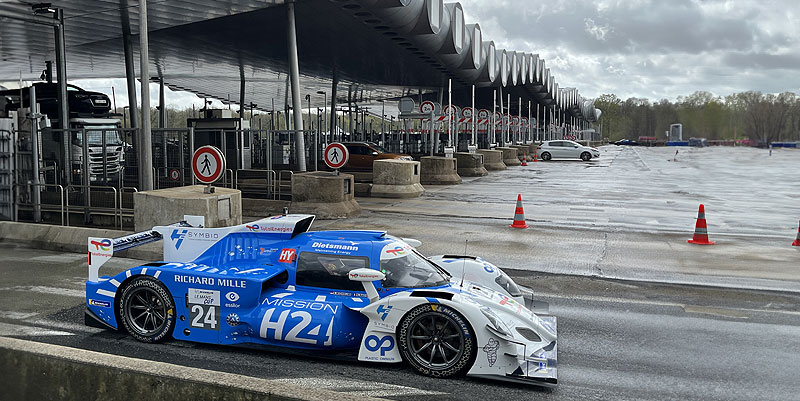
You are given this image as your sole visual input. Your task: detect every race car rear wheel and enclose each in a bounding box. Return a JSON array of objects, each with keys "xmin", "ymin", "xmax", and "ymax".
[
  {"xmin": 119, "ymin": 276, "xmax": 175, "ymax": 343},
  {"xmin": 398, "ymin": 303, "xmax": 476, "ymax": 378}
]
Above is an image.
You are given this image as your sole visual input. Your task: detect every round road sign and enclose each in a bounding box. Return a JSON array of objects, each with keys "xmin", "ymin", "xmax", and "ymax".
[
  {"xmin": 169, "ymin": 168, "xmax": 181, "ymax": 181},
  {"xmin": 324, "ymin": 143, "xmax": 349, "ymax": 169},
  {"xmin": 420, "ymin": 101, "xmax": 436, "ymax": 114},
  {"xmin": 192, "ymin": 145, "xmax": 226, "ymax": 184}
]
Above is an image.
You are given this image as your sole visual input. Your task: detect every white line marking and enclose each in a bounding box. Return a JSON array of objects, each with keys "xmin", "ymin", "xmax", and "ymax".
[
  {"xmin": 96, "ymin": 289, "xmax": 116, "ymax": 298},
  {"xmin": 270, "ymin": 377, "xmax": 446, "ymax": 396},
  {"xmin": 0, "ymin": 321, "xmax": 73, "ymax": 337},
  {"xmin": 270, "ymin": 293, "xmax": 292, "ymax": 299},
  {"xmin": 196, "ymin": 265, "xmax": 211, "ymax": 272},
  {"xmin": 315, "ymin": 295, "xmax": 326, "ymax": 302},
  {"xmin": 351, "ymin": 298, "xmax": 364, "ymax": 303},
  {"xmin": 0, "ymin": 311, "xmax": 38, "ymax": 320},
  {"xmin": 154, "ymin": 270, "xmax": 162, "ymax": 279},
  {"xmin": 536, "ymin": 292, "xmax": 800, "ymax": 317},
  {"xmin": 1, "ymin": 286, "xmax": 84, "ymax": 298},
  {"xmin": 207, "ymin": 268, "xmax": 219, "ymax": 274},
  {"xmin": 141, "ymin": 267, "xmax": 148, "ymax": 275},
  {"xmin": 125, "ymin": 270, "xmax": 131, "ymax": 278},
  {"xmin": 109, "ymin": 279, "xmax": 120, "ymax": 287}
]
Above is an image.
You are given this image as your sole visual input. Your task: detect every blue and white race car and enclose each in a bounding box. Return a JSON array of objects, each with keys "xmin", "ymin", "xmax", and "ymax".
[{"xmin": 85, "ymin": 214, "xmax": 557, "ymax": 385}]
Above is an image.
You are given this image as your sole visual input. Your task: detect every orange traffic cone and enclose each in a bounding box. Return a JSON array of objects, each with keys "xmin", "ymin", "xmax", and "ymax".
[
  {"xmin": 510, "ymin": 194, "xmax": 528, "ymax": 229},
  {"xmin": 687, "ymin": 204, "xmax": 715, "ymax": 245},
  {"xmin": 532, "ymin": 152, "xmax": 538, "ymax": 162},
  {"xmin": 792, "ymin": 220, "xmax": 800, "ymax": 246},
  {"xmin": 521, "ymin": 153, "xmax": 528, "ymax": 166}
]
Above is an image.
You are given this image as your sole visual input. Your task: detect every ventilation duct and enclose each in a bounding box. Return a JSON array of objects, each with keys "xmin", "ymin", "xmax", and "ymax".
[
  {"xmin": 499, "ymin": 49, "xmax": 509, "ymax": 87},
  {"xmin": 509, "ymin": 50, "xmax": 518, "ymax": 86}
]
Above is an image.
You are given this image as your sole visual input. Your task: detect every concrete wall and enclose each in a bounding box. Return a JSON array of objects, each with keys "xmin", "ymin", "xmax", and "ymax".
[
  {"xmin": 477, "ymin": 150, "xmax": 506, "ymax": 171},
  {"xmin": 291, "ymin": 172, "xmax": 361, "ymax": 218},
  {"xmin": 495, "ymin": 147, "xmax": 521, "ymax": 166},
  {"xmin": 134, "ymin": 185, "xmax": 242, "ymax": 231},
  {"xmin": 510, "ymin": 145, "xmax": 532, "ymax": 161},
  {"xmin": 454, "ymin": 152, "xmax": 488, "ymax": 177},
  {"xmin": 420, "ymin": 156, "xmax": 462, "ymax": 185},
  {"xmin": 371, "ymin": 160, "xmax": 425, "ymax": 198},
  {"xmin": 0, "ymin": 336, "xmax": 378, "ymax": 401}
]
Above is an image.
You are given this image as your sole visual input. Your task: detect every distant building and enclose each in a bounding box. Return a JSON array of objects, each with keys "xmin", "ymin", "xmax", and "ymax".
[{"xmin": 669, "ymin": 124, "xmax": 683, "ymax": 141}]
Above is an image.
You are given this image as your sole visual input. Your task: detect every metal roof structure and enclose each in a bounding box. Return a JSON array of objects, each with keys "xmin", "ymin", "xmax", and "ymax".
[{"xmin": 0, "ymin": 0, "xmax": 600, "ymax": 121}]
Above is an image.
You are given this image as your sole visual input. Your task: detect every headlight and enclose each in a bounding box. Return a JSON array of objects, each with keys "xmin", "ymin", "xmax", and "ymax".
[{"xmin": 481, "ymin": 307, "xmax": 511, "ymax": 337}]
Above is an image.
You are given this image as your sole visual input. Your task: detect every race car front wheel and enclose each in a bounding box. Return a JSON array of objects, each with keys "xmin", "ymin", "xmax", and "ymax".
[
  {"xmin": 119, "ymin": 276, "xmax": 175, "ymax": 343},
  {"xmin": 398, "ymin": 303, "xmax": 476, "ymax": 378}
]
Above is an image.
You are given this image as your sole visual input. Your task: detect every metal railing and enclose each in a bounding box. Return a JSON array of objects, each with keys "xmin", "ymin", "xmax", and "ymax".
[
  {"xmin": 234, "ymin": 169, "xmax": 277, "ymax": 199},
  {"xmin": 65, "ymin": 185, "xmax": 118, "ymax": 228},
  {"xmin": 14, "ymin": 183, "xmax": 65, "ymax": 225}
]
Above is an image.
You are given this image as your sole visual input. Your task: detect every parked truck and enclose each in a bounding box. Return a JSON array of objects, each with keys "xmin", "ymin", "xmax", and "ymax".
[{"xmin": 0, "ymin": 82, "xmax": 124, "ymax": 185}]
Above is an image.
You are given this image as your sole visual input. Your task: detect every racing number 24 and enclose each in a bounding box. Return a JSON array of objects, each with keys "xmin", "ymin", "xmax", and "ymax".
[
  {"xmin": 259, "ymin": 308, "xmax": 334, "ymax": 346},
  {"xmin": 190, "ymin": 304, "xmax": 219, "ymax": 330}
]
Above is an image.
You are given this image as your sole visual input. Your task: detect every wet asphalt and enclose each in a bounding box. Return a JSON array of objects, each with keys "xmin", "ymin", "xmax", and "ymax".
[{"xmin": 2, "ymin": 145, "xmax": 800, "ymax": 400}]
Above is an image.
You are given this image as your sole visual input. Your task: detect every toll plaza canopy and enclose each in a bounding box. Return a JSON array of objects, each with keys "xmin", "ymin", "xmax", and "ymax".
[{"xmin": 0, "ymin": 0, "xmax": 600, "ymax": 121}]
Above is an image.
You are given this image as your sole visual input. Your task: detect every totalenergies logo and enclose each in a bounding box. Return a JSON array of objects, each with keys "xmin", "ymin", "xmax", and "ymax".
[
  {"xmin": 90, "ymin": 239, "xmax": 112, "ymax": 251},
  {"xmin": 246, "ymin": 224, "xmax": 260, "ymax": 232},
  {"xmin": 385, "ymin": 246, "xmax": 406, "ymax": 256}
]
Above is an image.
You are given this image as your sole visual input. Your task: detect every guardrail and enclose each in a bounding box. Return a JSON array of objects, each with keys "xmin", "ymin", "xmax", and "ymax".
[{"xmin": 14, "ymin": 183, "xmax": 65, "ymax": 226}]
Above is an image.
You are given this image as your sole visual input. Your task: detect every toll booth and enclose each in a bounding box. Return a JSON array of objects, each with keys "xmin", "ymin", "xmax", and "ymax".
[{"xmin": 187, "ymin": 109, "xmax": 251, "ymax": 169}]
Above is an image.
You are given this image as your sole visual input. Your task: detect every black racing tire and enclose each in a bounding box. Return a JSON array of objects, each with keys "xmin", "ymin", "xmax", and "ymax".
[
  {"xmin": 119, "ymin": 276, "xmax": 175, "ymax": 343},
  {"xmin": 398, "ymin": 303, "xmax": 476, "ymax": 378},
  {"xmin": 580, "ymin": 152, "xmax": 592, "ymax": 161},
  {"xmin": 540, "ymin": 152, "xmax": 552, "ymax": 161}
]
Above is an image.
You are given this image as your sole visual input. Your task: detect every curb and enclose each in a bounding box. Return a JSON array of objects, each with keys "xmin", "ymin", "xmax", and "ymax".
[{"xmin": 0, "ymin": 336, "xmax": 381, "ymax": 401}]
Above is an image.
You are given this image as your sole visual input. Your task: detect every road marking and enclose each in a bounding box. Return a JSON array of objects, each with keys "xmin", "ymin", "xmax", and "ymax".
[
  {"xmin": 0, "ymin": 311, "xmax": 38, "ymax": 320},
  {"xmin": 271, "ymin": 377, "xmax": 446, "ymax": 398},
  {"xmin": 0, "ymin": 285, "xmax": 84, "ymax": 298},
  {"xmin": 0, "ymin": 321, "xmax": 73, "ymax": 337},
  {"xmin": 28, "ymin": 319, "xmax": 104, "ymax": 334},
  {"xmin": 536, "ymin": 292, "xmax": 800, "ymax": 317}
]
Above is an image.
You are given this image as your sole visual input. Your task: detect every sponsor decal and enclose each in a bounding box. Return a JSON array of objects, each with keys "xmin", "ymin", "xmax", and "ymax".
[
  {"xmin": 311, "ymin": 242, "xmax": 359, "ymax": 253},
  {"xmin": 226, "ymin": 291, "xmax": 240, "ymax": 302},
  {"xmin": 188, "ymin": 288, "xmax": 220, "ymax": 306},
  {"xmin": 377, "ymin": 304, "xmax": 392, "ymax": 321},
  {"xmin": 259, "ymin": 247, "xmax": 278, "ymax": 255},
  {"xmin": 90, "ymin": 239, "xmax": 112, "ymax": 251},
  {"xmin": 259, "ymin": 307, "xmax": 335, "ymax": 346},
  {"xmin": 263, "ymin": 298, "xmax": 338, "ymax": 314},
  {"xmin": 537, "ymin": 352, "xmax": 548, "ymax": 371},
  {"xmin": 170, "ymin": 229, "xmax": 220, "ymax": 250},
  {"xmin": 269, "ymin": 215, "xmax": 284, "ymax": 220},
  {"xmin": 278, "ymin": 248, "xmax": 296, "ymax": 263},
  {"xmin": 385, "ymin": 246, "xmax": 405, "ymax": 256},
  {"xmin": 364, "ymin": 335, "xmax": 395, "ymax": 357},
  {"xmin": 88, "ymin": 299, "xmax": 111, "ymax": 308},
  {"xmin": 174, "ymin": 275, "xmax": 247, "ymax": 288},
  {"xmin": 246, "ymin": 224, "xmax": 260, "ymax": 232},
  {"xmin": 246, "ymin": 224, "xmax": 293, "ymax": 233},
  {"xmin": 482, "ymin": 262, "xmax": 495, "ymax": 273},
  {"xmin": 226, "ymin": 313, "xmax": 240, "ymax": 327},
  {"xmin": 349, "ymin": 271, "xmax": 383, "ymax": 281},
  {"xmin": 483, "ymin": 338, "xmax": 499, "ymax": 367}
]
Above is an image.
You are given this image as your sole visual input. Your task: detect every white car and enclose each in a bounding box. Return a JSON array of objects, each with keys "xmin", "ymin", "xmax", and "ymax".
[{"xmin": 537, "ymin": 140, "xmax": 600, "ymax": 161}]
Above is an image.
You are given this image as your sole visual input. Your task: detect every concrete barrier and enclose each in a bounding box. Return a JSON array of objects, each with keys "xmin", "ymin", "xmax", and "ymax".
[
  {"xmin": 0, "ymin": 221, "xmax": 162, "ymax": 260},
  {"xmin": 420, "ymin": 156, "xmax": 462, "ymax": 185},
  {"xmin": 476, "ymin": 150, "xmax": 506, "ymax": 171},
  {"xmin": 454, "ymin": 152, "xmax": 488, "ymax": 177},
  {"xmin": 371, "ymin": 159, "xmax": 425, "ymax": 198},
  {"xmin": 291, "ymin": 171, "xmax": 361, "ymax": 218},
  {"xmin": 510, "ymin": 145, "xmax": 532, "ymax": 161},
  {"xmin": 495, "ymin": 147, "xmax": 521, "ymax": 166},
  {"xmin": 0, "ymin": 336, "xmax": 379, "ymax": 401},
  {"xmin": 134, "ymin": 185, "xmax": 242, "ymax": 231}
]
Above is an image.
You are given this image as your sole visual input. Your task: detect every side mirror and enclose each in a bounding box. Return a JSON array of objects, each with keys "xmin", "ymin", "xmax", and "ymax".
[
  {"xmin": 371, "ymin": 151, "xmax": 379, "ymax": 156},
  {"xmin": 348, "ymin": 268, "xmax": 385, "ymax": 303}
]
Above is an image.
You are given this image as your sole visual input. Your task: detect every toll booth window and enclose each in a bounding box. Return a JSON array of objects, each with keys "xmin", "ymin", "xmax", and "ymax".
[{"xmin": 295, "ymin": 252, "xmax": 367, "ymax": 291}]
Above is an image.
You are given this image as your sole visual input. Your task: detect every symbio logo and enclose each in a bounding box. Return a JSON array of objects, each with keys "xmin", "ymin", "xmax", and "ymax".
[
  {"xmin": 171, "ymin": 229, "xmax": 188, "ymax": 249},
  {"xmin": 90, "ymin": 239, "xmax": 112, "ymax": 251}
]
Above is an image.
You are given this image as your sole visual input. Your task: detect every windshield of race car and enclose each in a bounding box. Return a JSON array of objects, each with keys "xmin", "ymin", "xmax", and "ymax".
[{"xmin": 380, "ymin": 242, "xmax": 449, "ymax": 288}]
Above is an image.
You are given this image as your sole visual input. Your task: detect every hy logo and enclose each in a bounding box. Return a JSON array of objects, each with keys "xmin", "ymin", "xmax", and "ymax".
[
  {"xmin": 246, "ymin": 224, "xmax": 260, "ymax": 232},
  {"xmin": 90, "ymin": 239, "xmax": 112, "ymax": 251},
  {"xmin": 377, "ymin": 305, "xmax": 393, "ymax": 321},
  {"xmin": 171, "ymin": 229, "xmax": 188, "ymax": 249},
  {"xmin": 385, "ymin": 246, "xmax": 405, "ymax": 256}
]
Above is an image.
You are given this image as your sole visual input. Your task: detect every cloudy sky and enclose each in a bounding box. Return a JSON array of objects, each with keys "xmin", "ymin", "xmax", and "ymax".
[{"xmin": 459, "ymin": 0, "xmax": 800, "ymax": 101}]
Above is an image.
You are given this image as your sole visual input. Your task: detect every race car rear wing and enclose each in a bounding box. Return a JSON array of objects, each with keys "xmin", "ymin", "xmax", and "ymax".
[
  {"xmin": 88, "ymin": 220, "xmax": 193, "ymax": 282},
  {"xmin": 88, "ymin": 214, "xmax": 316, "ymax": 282}
]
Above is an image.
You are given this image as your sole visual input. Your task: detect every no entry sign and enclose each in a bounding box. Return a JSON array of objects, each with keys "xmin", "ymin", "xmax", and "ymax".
[
  {"xmin": 324, "ymin": 143, "xmax": 349, "ymax": 169},
  {"xmin": 192, "ymin": 145, "xmax": 225, "ymax": 184}
]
